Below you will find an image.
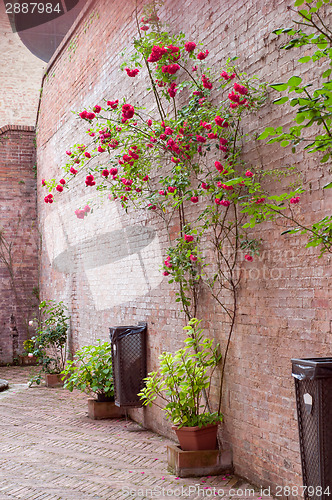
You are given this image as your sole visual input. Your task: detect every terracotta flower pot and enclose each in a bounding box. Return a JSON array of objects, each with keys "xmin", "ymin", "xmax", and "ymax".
[
  {"xmin": 19, "ymin": 355, "xmax": 39, "ymax": 366},
  {"xmin": 172, "ymin": 423, "xmax": 219, "ymax": 451},
  {"xmin": 87, "ymin": 398, "xmax": 125, "ymax": 420},
  {"xmin": 45, "ymin": 373, "xmax": 65, "ymax": 387}
]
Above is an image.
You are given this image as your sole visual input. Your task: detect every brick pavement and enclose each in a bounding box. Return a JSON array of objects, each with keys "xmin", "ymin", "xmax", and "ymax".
[{"xmin": 0, "ymin": 367, "xmax": 274, "ymax": 500}]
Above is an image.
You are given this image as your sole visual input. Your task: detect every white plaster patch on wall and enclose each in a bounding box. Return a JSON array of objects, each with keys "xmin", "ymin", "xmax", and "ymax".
[{"xmin": 43, "ymin": 194, "xmax": 164, "ymax": 309}]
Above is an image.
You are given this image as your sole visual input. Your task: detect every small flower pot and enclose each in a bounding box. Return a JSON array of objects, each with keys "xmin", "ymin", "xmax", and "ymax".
[
  {"xmin": 172, "ymin": 423, "xmax": 219, "ymax": 451},
  {"xmin": 45, "ymin": 373, "xmax": 65, "ymax": 387},
  {"xmin": 87, "ymin": 398, "xmax": 125, "ymax": 420}
]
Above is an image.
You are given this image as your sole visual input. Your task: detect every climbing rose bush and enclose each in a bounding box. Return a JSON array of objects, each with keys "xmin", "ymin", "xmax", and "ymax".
[
  {"xmin": 41, "ymin": 2, "xmax": 310, "ymax": 412},
  {"xmin": 41, "ymin": 9, "xmax": 304, "ymax": 315}
]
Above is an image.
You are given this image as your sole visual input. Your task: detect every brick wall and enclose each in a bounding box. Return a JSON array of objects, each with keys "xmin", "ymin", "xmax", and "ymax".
[
  {"xmin": 0, "ymin": 126, "xmax": 38, "ymax": 364},
  {"xmin": 0, "ymin": 1, "xmax": 45, "ymax": 128},
  {"xmin": 36, "ymin": 0, "xmax": 332, "ymax": 492}
]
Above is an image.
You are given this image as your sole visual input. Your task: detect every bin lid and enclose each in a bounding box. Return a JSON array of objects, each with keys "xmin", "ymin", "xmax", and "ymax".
[
  {"xmin": 291, "ymin": 357, "xmax": 332, "ymax": 380},
  {"xmin": 109, "ymin": 323, "xmax": 147, "ymax": 343}
]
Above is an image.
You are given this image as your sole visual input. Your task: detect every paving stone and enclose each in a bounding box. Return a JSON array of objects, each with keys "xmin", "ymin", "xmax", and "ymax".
[{"xmin": 0, "ymin": 367, "xmax": 274, "ymax": 500}]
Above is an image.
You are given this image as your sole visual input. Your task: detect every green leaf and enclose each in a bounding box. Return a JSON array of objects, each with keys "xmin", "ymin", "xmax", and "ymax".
[
  {"xmin": 223, "ymin": 177, "xmax": 244, "ymax": 186},
  {"xmin": 298, "ymin": 56, "xmax": 311, "ymax": 63},
  {"xmin": 294, "ymin": 0, "xmax": 305, "ymax": 5},
  {"xmin": 320, "ymin": 153, "xmax": 331, "ymax": 163},
  {"xmin": 258, "ymin": 127, "xmax": 275, "ymax": 140},
  {"xmin": 273, "ymin": 96, "xmax": 289, "ymax": 105},
  {"xmin": 298, "ymin": 9, "xmax": 311, "ymax": 20},
  {"xmin": 281, "ymin": 229, "xmax": 293, "ymax": 235},
  {"xmin": 287, "ymin": 76, "xmax": 302, "ymax": 87},
  {"xmin": 322, "ymin": 69, "xmax": 331, "ymax": 79},
  {"xmin": 323, "ymin": 181, "xmax": 332, "ymax": 189},
  {"xmin": 270, "ymin": 83, "xmax": 288, "ymax": 91}
]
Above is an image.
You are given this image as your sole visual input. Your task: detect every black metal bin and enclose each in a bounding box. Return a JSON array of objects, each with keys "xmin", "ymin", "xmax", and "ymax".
[
  {"xmin": 110, "ymin": 322, "xmax": 147, "ymax": 407},
  {"xmin": 292, "ymin": 357, "xmax": 332, "ymax": 500}
]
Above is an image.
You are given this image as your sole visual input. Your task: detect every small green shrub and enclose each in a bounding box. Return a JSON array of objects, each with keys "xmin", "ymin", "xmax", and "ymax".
[{"xmin": 62, "ymin": 341, "xmax": 114, "ymax": 401}]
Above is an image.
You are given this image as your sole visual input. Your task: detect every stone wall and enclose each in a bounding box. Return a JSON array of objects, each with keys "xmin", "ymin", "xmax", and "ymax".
[
  {"xmin": 0, "ymin": 125, "xmax": 38, "ymax": 364},
  {"xmin": 36, "ymin": 0, "xmax": 332, "ymax": 491}
]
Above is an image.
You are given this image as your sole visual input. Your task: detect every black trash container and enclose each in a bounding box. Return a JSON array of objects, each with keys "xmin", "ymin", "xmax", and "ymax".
[
  {"xmin": 110, "ymin": 323, "xmax": 147, "ymax": 407},
  {"xmin": 292, "ymin": 358, "xmax": 332, "ymax": 499}
]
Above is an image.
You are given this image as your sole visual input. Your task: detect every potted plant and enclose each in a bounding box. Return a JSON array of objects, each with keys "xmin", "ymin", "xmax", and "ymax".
[
  {"xmin": 28, "ymin": 300, "xmax": 69, "ymax": 387},
  {"xmin": 62, "ymin": 341, "xmax": 124, "ymax": 420},
  {"xmin": 139, "ymin": 318, "xmax": 223, "ymax": 451},
  {"xmin": 19, "ymin": 338, "xmax": 39, "ymax": 366}
]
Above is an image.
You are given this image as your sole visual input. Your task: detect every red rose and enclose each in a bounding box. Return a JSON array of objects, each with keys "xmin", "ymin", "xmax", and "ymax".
[
  {"xmin": 85, "ymin": 175, "xmax": 95, "ymax": 186},
  {"xmin": 107, "ymin": 100, "xmax": 118, "ymax": 109},
  {"xmin": 197, "ymin": 50, "xmax": 209, "ymax": 60},
  {"xmin": 122, "ymin": 103, "xmax": 135, "ymax": 119},
  {"xmin": 220, "ymin": 200, "xmax": 230, "ymax": 207},
  {"xmin": 234, "ymin": 82, "xmax": 248, "ymax": 95},
  {"xmin": 228, "ymin": 90, "xmax": 240, "ymax": 103},
  {"xmin": 125, "ymin": 68, "xmax": 139, "ymax": 77},
  {"xmin": 202, "ymin": 74, "xmax": 212, "ymax": 90},
  {"xmin": 215, "ymin": 161, "xmax": 224, "ymax": 172},
  {"xmin": 185, "ymin": 41, "xmax": 196, "ymax": 52},
  {"xmin": 184, "ymin": 234, "xmax": 194, "ymax": 242},
  {"xmin": 161, "ymin": 64, "xmax": 180, "ymax": 75},
  {"xmin": 167, "ymin": 82, "xmax": 177, "ymax": 98},
  {"xmin": 147, "ymin": 45, "xmax": 168, "ymax": 63},
  {"xmin": 215, "ymin": 116, "xmax": 224, "ymax": 126},
  {"xmin": 75, "ymin": 209, "xmax": 85, "ymax": 219}
]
